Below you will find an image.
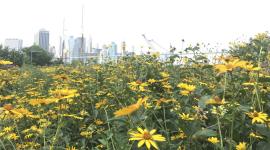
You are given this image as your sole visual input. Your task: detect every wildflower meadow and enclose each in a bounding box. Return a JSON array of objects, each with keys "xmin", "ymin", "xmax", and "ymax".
[{"xmin": 0, "ymin": 33, "xmax": 270, "ymax": 150}]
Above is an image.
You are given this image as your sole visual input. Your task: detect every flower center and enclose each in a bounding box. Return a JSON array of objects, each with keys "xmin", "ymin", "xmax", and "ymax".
[
  {"xmin": 143, "ymin": 132, "xmax": 152, "ymax": 140},
  {"xmin": 253, "ymin": 112, "xmax": 259, "ymax": 117}
]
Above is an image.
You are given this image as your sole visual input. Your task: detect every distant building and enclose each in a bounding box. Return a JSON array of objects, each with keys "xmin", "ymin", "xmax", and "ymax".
[
  {"xmin": 100, "ymin": 45, "xmax": 107, "ymax": 57},
  {"xmin": 35, "ymin": 29, "xmax": 49, "ymax": 51},
  {"xmin": 4, "ymin": 39, "xmax": 23, "ymax": 51},
  {"xmin": 108, "ymin": 42, "xmax": 117, "ymax": 57},
  {"xmin": 68, "ymin": 36, "xmax": 75, "ymax": 53},
  {"xmin": 92, "ymin": 48, "xmax": 102, "ymax": 54},
  {"xmin": 49, "ymin": 46, "xmax": 56, "ymax": 56},
  {"xmin": 121, "ymin": 41, "xmax": 126, "ymax": 55},
  {"xmin": 72, "ymin": 37, "xmax": 86, "ymax": 60},
  {"xmin": 86, "ymin": 36, "xmax": 93, "ymax": 53}
]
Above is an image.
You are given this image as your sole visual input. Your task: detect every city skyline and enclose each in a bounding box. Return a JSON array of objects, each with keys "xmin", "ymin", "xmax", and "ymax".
[{"xmin": 1, "ymin": 0, "xmax": 270, "ymax": 54}]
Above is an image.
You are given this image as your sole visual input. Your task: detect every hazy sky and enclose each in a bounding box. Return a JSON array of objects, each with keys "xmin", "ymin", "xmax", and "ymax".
[{"xmin": 0, "ymin": 0, "xmax": 269, "ymax": 53}]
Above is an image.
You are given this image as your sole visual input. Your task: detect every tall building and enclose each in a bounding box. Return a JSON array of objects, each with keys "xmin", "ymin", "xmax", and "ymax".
[
  {"xmin": 4, "ymin": 39, "xmax": 23, "ymax": 51},
  {"xmin": 121, "ymin": 41, "xmax": 126, "ymax": 55},
  {"xmin": 49, "ymin": 46, "xmax": 56, "ymax": 56},
  {"xmin": 108, "ymin": 42, "xmax": 117, "ymax": 57},
  {"xmin": 72, "ymin": 37, "xmax": 86, "ymax": 60},
  {"xmin": 87, "ymin": 36, "xmax": 93, "ymax": 53},
  {"xmin": 35, "ymin": 29, "xmax": 49, "ymax": 51}
]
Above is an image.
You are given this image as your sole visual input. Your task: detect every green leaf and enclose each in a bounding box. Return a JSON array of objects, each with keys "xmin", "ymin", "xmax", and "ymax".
[
  {"xmin": 198, "ymin": 95, "xmax": 211, "ymax": 109},
  {"xmin": 257, "ymin": 142, "xmax": 270, "ymax": 150},
  {"xmin": 192, "ymin": 128, "xmax": 217, "ymax": 139},
  {"xmin": 98, "ymin": 139, "xmax": 108, "ymax": 146}
]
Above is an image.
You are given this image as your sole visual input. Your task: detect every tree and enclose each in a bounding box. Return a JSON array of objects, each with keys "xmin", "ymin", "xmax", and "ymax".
[
  {"xmin": 229, "ymin": 32, "xmax": 270, "ymax": 65},
  {"xmin": 22, "ymin": 45, "xmax": 53, "ymax": 66},
  {"xmin": 0, "ymin": 45, "xmax": 24, "ymax": 66}
]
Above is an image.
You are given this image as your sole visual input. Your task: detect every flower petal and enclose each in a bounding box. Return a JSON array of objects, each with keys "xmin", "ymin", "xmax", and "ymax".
[
  {"xmin": 145, "ymin": 140, "xmax": 151, "ymax": 149},
  {"xmin": 129, "ymin": 137, "xmax": 143, "ymax": 141},
  {"xmin": 138, "ymin": 140, "xmax": 145, "ymax": 148},
  {"xmin": 152, "ymin": 135, "xmax": 166, "ymax": 141},
  {"xmin": 150, "ymin": 129, "xmax": 157, "ymax": 135},
  {"xmin": 149, "ymin": 140, "xmax": 159, "ymax": 149},
  {"xmin": 137, "ymin": 127, "xmax": 144, "ymax": 134}
]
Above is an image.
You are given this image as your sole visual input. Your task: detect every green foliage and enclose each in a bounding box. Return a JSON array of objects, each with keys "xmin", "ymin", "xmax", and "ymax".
[
  {"xmin": 22, "ymin": 45, "xmax": 53, "ymax": 66},
  {"xmin": 229, "ymin": 32, "xmax": 270, "ymax": 64},
  {"xmin": 0, "ymin": 45, "xmax": 24, "ymax": 66}
]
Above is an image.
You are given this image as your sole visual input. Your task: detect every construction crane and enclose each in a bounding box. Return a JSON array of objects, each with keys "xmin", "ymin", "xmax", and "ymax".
[{"xmin": 142, "ymin": 34, "xmax": 168, "ymax": 54}]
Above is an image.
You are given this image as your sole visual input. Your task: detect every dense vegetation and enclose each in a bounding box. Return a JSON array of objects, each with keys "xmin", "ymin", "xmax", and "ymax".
[{"xmin": 0, "ymin": 33, "xmax": 269, "ymax": 150}]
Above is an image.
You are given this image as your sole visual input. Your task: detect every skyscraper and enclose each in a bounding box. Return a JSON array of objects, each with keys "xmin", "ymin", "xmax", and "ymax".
[
  {"xmin": 4, "ymin": 39, "xmax": 23, "ymax": 51},
  {"xmin": 72, "ymin": 37, "xmax": 86, "ymax": 60},
  {"xmin": 108, "ymin": 42, "xmax": 117, "ymax": 57},
  {"xmin": 35, "ymin": 29, "xmax": 49, "ymax": 51}
]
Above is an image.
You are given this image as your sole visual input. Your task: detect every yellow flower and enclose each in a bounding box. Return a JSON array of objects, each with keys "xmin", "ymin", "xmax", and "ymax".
[
  {"xmin": 236, "ymin": 142, "xmax": 247, "ymax": 150},
  {"xmin": 177, "ymin": 83, "xmax": 196, "ymax": 92},
  {"xmin": 29, "ymin": 98, "xmax": 58, "ymax": 106},
  {"xmin": 240, "ymin": 63, "xmax": 260, "ymax": 71},
  {"xmin": 95, "ymin": 99, "xmax": 108, "ymax": 109},
  {"xmin": 3, "ymin": 126, "xmax": 12, "ymax": 133},
  {"xmin": 114, "ymin": 98, "xmax": 145, "ymax": 117},
  {"xmin": 246, "ymin": 111, "xmax": 268, "ymax": 124},
  {"xmin": 0, "ymin": 60, "xmax": 13, "ymax": 65},
  {"xmin": 206, "ymin": 96, "xmax": 225, "ymax": 105},
  {"xmin": 249, "ymin": 132, "xmax": 263, "ymax": 139},
  {"xmin": 171, "ymin": 129, "xmax": 186, "ymax": 140},
  {"xmin": 180, "ymin": 90, "xmax": 190, "ymax": 96},
  {"xmin": 160, "ymin": 72, "xmax": 170, "ymax": 78},
  {"xmin": 207, "ymin": 137, "xmax": 220, "ymax": 144},
  {"xmin": 7, "ymin": 133, "xmax": 19, "ymax": 140},
  {"xmin": 94, "ymin": 119, "xmax": 104, "ymax": 125},
  {"xmin": 179, "ymin": 113, "xmax": 194, "ymax": 121},
  {"xmin": 3, "ymin": 103, "xmax": 13, "ymax": 111},
  {"xmin": 11, "ymin": 108, "xmax": 35, "ymax": 118},
  {"xmin": 128, "ymin": 81, "xmax": 140, "ymax": 91},
  {"xmin": 80, "ymin": 131, "xmax": 92, "ymax": 138},
  {"xmin": 148, "ymin": 79, "xmax": 157, "ymax": 84},
  {"xmin": 129, "ymin": 127, "xmax": 166, "ymax": 150},
  {"xmin": 155, "ymin": 98, "xmax": 176, "ymax": 107},
  {"xmin": 214, "ymin": 58, "xmax": 247, "ymax": 74},
  {"xmin": 242, "ymin": 82, "xmax": 256, "ymax": 86},
  {"xmin": 65, "ymin": 146, "xmax": 77, "ymax": 150},
  {"xmin": 50, "ymin": 89, "xmax": 79, "ymax": 99},
  {"xmin": 62, "ymin": 114, "xmax": 83, "ymax": 120}
]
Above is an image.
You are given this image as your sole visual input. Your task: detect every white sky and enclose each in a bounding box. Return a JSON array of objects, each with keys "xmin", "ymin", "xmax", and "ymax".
[{"xmin": 0, "ymin": 0, "xmax": 269, "ymax": 54}]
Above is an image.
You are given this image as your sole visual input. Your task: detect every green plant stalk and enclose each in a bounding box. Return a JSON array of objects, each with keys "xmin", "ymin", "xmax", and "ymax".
[
  {"xmin": 254, "ymin": 85, "xmax": 262, "ymax": 111},
  {"xmin": 13, "ymin": 119, "xmax": 23, "ymax": 145},
  {"xmin": 49, "ymin": 116, "xmax": 63, "ymax": 150},
  {"xmin": 222, "ymin": 73, "xmax": 227, "ymax": 101},
  {"xmin": 43, "ymin": 127, "xmax": 46, "ymax": 149},
  {"xmin": 104, "ymin": 108, "xmax": 116, "ymax": 150},
  {"xmin": 6, "ymin": 139, "xmax": 16, "ymax": 150},
  {"xmin": 163, "ymin": 105, "xmax": 171, "ymax": 148},
  {"xmin": 0, "ymin": 139, "xmax": 7, "ymax": 150},
  {"xmin": 255, "ymin": 46, "xmax": 263, "ymax": 111},
  {"xmin": 217, "ymin": 117, "xmax": 224, "ymax": 150},
  {"xmin": 229, "ymin": 113, "xmax": 235, "ymax": 150}
]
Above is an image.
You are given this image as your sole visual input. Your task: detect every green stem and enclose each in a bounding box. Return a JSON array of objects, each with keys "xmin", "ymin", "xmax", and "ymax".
[
  {"xmin": 229, "ymin": 113, "xmax": 235, "ymax": 150},
  {"xmin": 0, "ymin": 139, "xmax": 7, "ymax": 150},
  {"xmin": 217, "ymin": 117, "xmax": 224, "ymax": 150},
  {"xmin": 222, "ymin": 73, "xmax": 227, "ymax": 101},
  {"xmin": 7, "ymin": 139, "xmax": 16, "ymax": 150},
  {"xmin": 13, "ymin": 119, "xmax": 23, "ymax": 145},
  {"xmin": 43, "ymin": 127, "xmax": 46, "ymax": 149},
  {"xmin": 50, "ymin": 116, "xmax": 63, "ymax": 150},
  {"xmin": 104, "ymin": 108, "xmax": 116, "ymax": 150},
  {"xmin": 163, "ymin": 105, "xmax": 171, "ymax": 148},
  {"xmin": 254, "ymin": 84, "xmax": 262, "ymax": 111}
]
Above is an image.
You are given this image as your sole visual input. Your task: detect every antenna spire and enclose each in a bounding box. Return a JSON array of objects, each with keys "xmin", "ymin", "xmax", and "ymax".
[{"xmin": 80, "ymin": 5, "xmax": 85, "ymax": 62}]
